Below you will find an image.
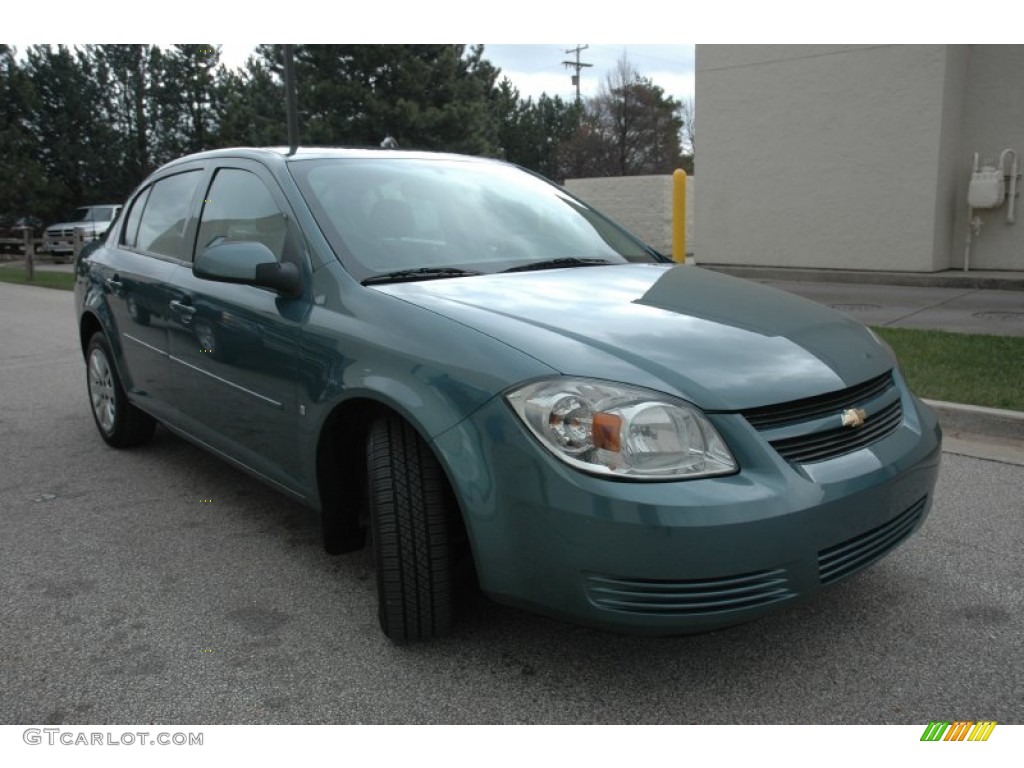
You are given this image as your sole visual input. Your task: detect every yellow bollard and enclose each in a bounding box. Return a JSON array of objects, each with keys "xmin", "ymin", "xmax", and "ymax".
[{"xmin": 672, "ymin": 169, "xmax": 687, "ymax": 263}]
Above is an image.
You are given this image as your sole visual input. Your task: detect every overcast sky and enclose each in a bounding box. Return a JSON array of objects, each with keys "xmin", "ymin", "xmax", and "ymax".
[
  {"xmin": 469, "ymin": 44, "xmax": 693, "ymax": 104},
  {"xmin": 12, "ymin": 1, "xmax": 1005, "ymax": 107}
]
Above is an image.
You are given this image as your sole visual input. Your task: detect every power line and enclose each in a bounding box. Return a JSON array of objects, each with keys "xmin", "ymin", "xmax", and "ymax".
[{"xmin": 562, "ymin": 44, "xmax": 592, "ymax": 105}]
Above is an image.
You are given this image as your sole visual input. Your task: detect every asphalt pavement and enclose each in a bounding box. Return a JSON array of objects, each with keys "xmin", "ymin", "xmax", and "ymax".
[
  {"xmin": 0, "ymin": 280, "xmax": 1021, "ymax": 726},
  {"xmin": 755, "ymin": 276, "xmax": 1024, "ymax": 338}
]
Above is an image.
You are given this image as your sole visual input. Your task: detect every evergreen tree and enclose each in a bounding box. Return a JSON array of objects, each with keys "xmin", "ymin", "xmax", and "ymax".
[
  {"xmin": 90, "ymin": 44, "xmax": 167, "ymax": 192},
  {"xmin": 213, "ymin": 54, "xmax": 286, "ymax": 148},
  {"xmin": 493, "ymin": 79, "xmax": 582, "ymax": 182},
  {"xmin": 21, "ymin": 45, "xmax": 122, "ymax": 220},
  {"xmin": 249, "ymin": 44, "xmax": 502, "ymax": 154},
  {"xmin": 0, "ymin": 46, "xmax": 49, "ymax": 221}
]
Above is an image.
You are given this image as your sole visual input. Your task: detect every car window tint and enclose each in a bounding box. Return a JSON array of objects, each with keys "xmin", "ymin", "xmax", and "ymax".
[
  {"xmin": 121, "ymin": 186, "xmax": 152, "ymax": 248},
  {"xmin": 136, "ymin": 170, "xmax": 202, "ymax": 259},
  {"xmin": 196, "ymin": 169, "xmax": 287, "ymax": 262}
]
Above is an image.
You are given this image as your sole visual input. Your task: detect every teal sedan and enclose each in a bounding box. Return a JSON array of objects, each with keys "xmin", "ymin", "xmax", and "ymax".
[{"xmin": 75, "ymin": 148, "xmax": 941, "ymax": 641}]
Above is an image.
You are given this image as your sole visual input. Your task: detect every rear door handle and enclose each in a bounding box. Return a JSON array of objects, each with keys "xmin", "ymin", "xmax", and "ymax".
[{"xmin": 105, "ymin": 276, "xmax": 125, "ymax": 295}]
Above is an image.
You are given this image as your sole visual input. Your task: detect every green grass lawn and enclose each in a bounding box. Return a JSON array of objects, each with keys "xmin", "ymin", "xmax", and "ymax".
[
  {"xmin": 0, "ymin": 266, "xmax": 75, "ymax": 291},
  {"xmin": 873, "ymin": 326, "xmax": 1024, "ymax": 412}
]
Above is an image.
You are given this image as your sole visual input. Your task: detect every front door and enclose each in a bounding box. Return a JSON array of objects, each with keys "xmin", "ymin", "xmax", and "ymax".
[{"xmin": 165, "ymin": 162, "xmax": 311, "ymax": 494}]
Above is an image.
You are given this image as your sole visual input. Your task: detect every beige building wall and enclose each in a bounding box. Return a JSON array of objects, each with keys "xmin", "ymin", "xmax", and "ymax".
[
  {"xmin": 696, "ymin": 44, "xmax": 1024, "ymax": 273},
  {"xmin": 955, "ymin": 47, "xmax": 1024, "ymax": 271},
  {"xmin": 565, "ymin": 175, "xmax": 695, "ymax": 257}
]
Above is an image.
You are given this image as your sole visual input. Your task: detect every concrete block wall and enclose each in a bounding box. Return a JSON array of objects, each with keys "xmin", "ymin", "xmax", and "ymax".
[
  {"xmin": 695, "ymin": 44, "xmax": 1024, "ymax": 274},
  {"xmin": 696, "ymin": 45, "xmax": 959, "ymax": 273},
  {"xmin": 565, "ymin": 175, "xmax": 695, "ymax": 258}
]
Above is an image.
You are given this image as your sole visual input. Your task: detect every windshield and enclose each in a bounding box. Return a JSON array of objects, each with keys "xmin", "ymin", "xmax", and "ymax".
[
  {"xmin": 68, "ymin": 206, "xmax": 114, "ymax": 223},
  {"xmin": 289, "ymin": 157, "xmax": 661, "ymax": 281}
]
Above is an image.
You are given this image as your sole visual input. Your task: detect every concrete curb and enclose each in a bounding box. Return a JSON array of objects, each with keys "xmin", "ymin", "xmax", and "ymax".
[
  {"xmin": 700, "ymin": 264, "xmax": 1024, "ymax": 291},
  {"xmin": 924, "ymin": 399, "xmax": 1024, "ymax": 441}
]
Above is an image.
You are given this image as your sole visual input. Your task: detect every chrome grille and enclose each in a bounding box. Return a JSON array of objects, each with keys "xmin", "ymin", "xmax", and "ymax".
[
  {"xmin": 584, "ymin": 569, "xmax": 796, "ymax": 615},
  {"xmin": 818, "ymin": 496, "xmax": 927, "ymax": 585}
]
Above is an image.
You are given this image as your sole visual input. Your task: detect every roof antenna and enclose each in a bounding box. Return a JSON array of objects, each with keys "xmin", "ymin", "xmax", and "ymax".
[
  {"xmin": 380, "ymin": 135, "xmax": 399, "ymax": 149},
  {"xmin": 283, "ymin": 44, "xmax": 299, "ymax": 156}
]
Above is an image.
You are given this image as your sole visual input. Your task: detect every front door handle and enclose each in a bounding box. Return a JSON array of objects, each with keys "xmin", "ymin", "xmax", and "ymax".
[{"xmin": 169, "ymin": 299, "xmax": 197, "ymax": 325}]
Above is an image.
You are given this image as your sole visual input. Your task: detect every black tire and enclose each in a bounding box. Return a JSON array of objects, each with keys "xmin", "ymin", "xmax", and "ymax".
[
  {"xmin": 85, "ymin": 332, "xmax": 156, "ymax": 448},
  {"xmin": 367, "ymin": 415, "xmax": 456, "ymax": 641}
]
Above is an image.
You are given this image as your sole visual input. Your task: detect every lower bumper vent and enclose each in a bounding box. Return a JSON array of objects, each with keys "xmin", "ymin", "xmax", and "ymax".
[
  {"xmin": 818, "ymin": 496, "xmax": 928, "ymax": 585},
  {"xmin": 584, "ymin": 569, "xmax": 796, "ymax": 616}
]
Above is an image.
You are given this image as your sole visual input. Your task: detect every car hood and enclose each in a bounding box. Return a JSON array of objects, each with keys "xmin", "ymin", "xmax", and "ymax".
[{"xmin": 373, "ymin": 264, "xmax": 894, "ymax": 411}]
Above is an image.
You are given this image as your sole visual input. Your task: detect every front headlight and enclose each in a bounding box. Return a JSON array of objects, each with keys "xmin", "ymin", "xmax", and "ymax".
[{"xmin": 505, "ymin": 378, "xmax": 737, "ymax": 481}]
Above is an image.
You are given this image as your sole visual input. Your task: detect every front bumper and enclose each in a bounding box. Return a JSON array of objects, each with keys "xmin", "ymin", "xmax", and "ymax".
[
  {"xmin": 43, "ymin": 236, "xmax": 75, "ymax": 255},
  {"xmin": 433, "ymin": 378, "xmax": 942, "ymax": 634},
  {"xmin": 43, "ymin": 230, "xmax": 99, "ymax": 254}
]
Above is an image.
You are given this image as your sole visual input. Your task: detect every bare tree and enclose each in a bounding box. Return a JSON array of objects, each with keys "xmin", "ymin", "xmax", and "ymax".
[
  {"xmin": 680, "ymin": 95, "xmax": 695, "ymax": 157},
  {"xmin": 568, "ymin": 53, "xmax": 684, "ymax": 177}
]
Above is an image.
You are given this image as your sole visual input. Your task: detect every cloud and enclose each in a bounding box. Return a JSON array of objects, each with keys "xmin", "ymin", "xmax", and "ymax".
[{"xmin": 483, "ymin": 44, "xmax": 695, "ymax": 103}]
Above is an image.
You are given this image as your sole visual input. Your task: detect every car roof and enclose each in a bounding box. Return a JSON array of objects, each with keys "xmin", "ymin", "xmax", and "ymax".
[{"xmin": 157, "ymin": 146, "xmax": 501, "ymax": 173}]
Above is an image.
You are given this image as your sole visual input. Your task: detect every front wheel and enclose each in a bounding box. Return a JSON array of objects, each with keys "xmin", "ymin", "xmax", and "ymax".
[
  {"xmin": 86, "ymin": 332, "xmax": 156, "ymax": 448},
  {"xmin": 367, "ymin": 415, "xmax": 457, "ymax": 641}
]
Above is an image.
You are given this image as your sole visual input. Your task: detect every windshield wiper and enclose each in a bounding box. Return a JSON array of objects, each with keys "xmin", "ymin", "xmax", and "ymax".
[
  {"xmin": 362, "ymin": 267, "xmax": 482, "ymax": 286},
  {"xmin": 502, "ymin": 257, "xmax": 610, "ymax": 273}
]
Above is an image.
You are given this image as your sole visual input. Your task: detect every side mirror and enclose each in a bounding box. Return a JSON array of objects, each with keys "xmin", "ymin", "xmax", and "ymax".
[{"xmin": 194, "ymin": 240, "xmax": 303, "ymax": 299}]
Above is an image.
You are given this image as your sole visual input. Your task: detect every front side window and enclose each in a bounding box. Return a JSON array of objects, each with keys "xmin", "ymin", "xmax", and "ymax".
[
  {"xmin": 135, "ymin": 170, "xmax": 203, "ymax": 259},
  {"xmin": 196, "ymin": 168, "xmax": 288, "ymax": 262}
]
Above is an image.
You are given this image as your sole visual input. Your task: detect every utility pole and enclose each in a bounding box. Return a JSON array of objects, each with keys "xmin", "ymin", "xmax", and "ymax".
[{"xmin": 562, "ymin": 44, "xmax": 592, "ymax": 106}]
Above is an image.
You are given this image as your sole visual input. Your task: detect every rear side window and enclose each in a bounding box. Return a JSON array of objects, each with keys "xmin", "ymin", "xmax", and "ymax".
[
  {"xmin": 121, "ymin": 186, "xmax": 152, "ymax": 248},
  {"xmin": 134, "ymin": 170, "xmax": 203, "ymax": 259}
]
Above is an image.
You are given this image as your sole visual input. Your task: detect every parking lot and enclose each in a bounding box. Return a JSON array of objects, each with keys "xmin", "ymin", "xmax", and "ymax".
[{"xmin": 1, "ymin": 280, "xmax": 1021, "ymax": 724}]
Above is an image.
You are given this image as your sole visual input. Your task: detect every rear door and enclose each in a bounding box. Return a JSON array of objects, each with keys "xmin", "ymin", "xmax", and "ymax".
[{"xmin": 93, "ymin": 165, "xmax": 206, "ymax": 422}]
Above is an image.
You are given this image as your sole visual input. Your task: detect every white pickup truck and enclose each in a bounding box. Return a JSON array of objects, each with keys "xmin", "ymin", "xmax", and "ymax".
[{"xmin": 43, "ymin": 204, "xmax": 122, "ymax": 262}]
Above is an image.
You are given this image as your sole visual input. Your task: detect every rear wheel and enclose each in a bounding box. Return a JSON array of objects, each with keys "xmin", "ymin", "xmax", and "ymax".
[
  {"xmin": 366, "ymin": 415, "xmax": 456, "ymax": 641},
  {"xmin": 86, "ymin": 332, "xmax": 156, "ymax": 447}
]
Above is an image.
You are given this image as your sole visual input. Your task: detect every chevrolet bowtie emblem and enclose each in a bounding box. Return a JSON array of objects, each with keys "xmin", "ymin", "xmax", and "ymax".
[{"xmin": 841, "ymin": 408, "xmax": 868, "ymax": 428}]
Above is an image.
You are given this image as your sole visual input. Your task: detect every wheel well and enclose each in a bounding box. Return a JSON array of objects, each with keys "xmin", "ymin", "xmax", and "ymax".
[
  {"xmin": 316, "ymin": 399, "xmax": 470, "ymax": 558},
  {"xmin": 79, "ymin": 312, "xmax": 103, "ymax": 359}
]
